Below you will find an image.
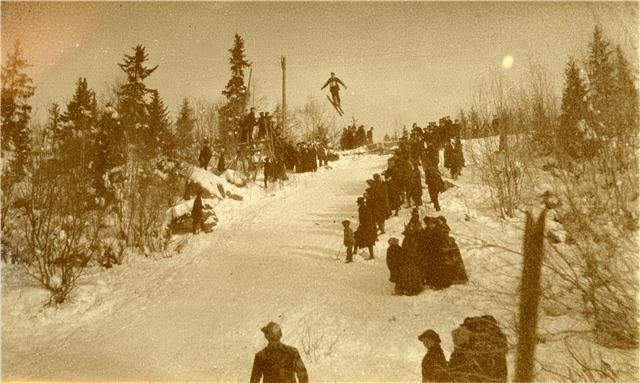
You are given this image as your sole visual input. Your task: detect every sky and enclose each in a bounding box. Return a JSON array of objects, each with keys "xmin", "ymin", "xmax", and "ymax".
[{"xmin": 1, "ymin": 1, "xmax": 638, "ymax": 138}]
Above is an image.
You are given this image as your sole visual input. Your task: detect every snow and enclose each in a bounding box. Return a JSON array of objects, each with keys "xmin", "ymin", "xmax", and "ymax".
[
  {"xmin": 2, "ymin": 143, "xmax": 637, "ymax": 381},
  {"xmin": 189, "ymin": 166, "xmax": 244, "ymax": 201}
]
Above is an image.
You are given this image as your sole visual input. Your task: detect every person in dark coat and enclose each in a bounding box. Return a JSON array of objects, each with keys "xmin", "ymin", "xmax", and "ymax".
[
  {"xmin": 451, "ymin": 136, "xmax": 465, "ymax": 179},
  {"xmin": 424, "ymin": 163, "xmax": 445, "ymax": 212},
  {"xmin": 242, "ymin": 107, "xmax": 258, "ymax": 143},
  {"xmin": 354, "ymin": 196, "xmax": 376, "ymax": 260},
  {"xmin": 383, "ymin": 171, "xmax": 402, "ymax": 215},
  {"xmin": 419, "ymin": 329, "xmax": 452, "ymax": 383},
  {"xmin": 191, "ymin": 191, "xmax": 203, "ymax": 234},
  {"xmin": 421, "ymin": 216, "xmax": 451, "ymax": 289},
  {"xmin": 216, "ymin": 149, "xmax": 226, "ymax": 173},
  {"xmin": 342, "ymin": 220, "xmax": 355, "ymax": 263},
  {"xmin": 263, "ymin": 157, "xmax": 273, "ymax": 189},
  {"xmin": 408, "ymin": 162, "xmax": 423, "ymax": 207},
  {"xmin": 397, "ymin": 225, "xmax": 424, "ymax": 296},
  {"xmin": 198, "ymin": 140, "xmax": 212, "ymax": 170},
  {"xmin": 250, "ymin": 321, "xmax": 309, "ymax": 383},
  {"xmin": 386, "ymin": 237, "xmax": 401, "ymax": 283}
]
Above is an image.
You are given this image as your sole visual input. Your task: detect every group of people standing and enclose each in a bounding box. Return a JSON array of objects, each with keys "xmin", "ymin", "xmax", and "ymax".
[
  {"xmin": 240, "ymin": 107, "xmax": 276, "ymax": 143},
  {"xmin": 340, "ymin": 124, "xmax": 374, "ymax": 150},
  {"xmin": 419, "ymin": 315, "xmax": 508, "ymax": 382},
  {"xmin": 387, "ymin": 209, "xmax": 467, "ymax": 296}
]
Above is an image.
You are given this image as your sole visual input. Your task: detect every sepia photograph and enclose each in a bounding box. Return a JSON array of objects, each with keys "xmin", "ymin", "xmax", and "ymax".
[{"xmin": 1, "ymin": 1, "xmax": 638, "ymax": 382}]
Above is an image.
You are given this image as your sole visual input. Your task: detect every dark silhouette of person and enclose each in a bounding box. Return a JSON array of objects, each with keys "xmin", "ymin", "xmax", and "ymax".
[
  {"xmin": 321, "ymin": 72, "xmax": 347, "ymax": 108},
  {"xmin": 250, "ymin": 322, "xmax": 308, "ymax": 383}
]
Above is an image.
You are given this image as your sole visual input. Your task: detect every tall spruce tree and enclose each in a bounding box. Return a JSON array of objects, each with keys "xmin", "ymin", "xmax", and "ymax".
[
  {"xmin": 559, "ymin": 58, "xmax": 588, "ymax": 157},
  {"xmin": 116, "ymin": 45, "xmax": 158, "ymax": 153},
  {"xmin": 586, "ymin": 25, "xmax": 616, "ymax": 134},
  {"xmin": 612, "ymin": 45, "xmax": 639, "ymax": 135},
  {"xmin": 95, "ymin": 103, "xmax": 124, "ymax": 198},
  {"xmin": 219, "ymin": 34, "xmax": 251, "ymax": 144},
  {"xmin": 59, "ymin": 77, "xmax": 101, "ymax": 196},
  {"xmin": 147, "ymin": 90, "xmax": 173, "ymax": 158},
  {"xmin": 45, "ymin": 103, "xmax": 61, "ymax": 154},
  {"xmin": 176, "ymin": 98, "xmax": 195, "ymax": 157},
  {"xmin": 1, "ymin": 40, "xmax": 35, "ymax": 177}
]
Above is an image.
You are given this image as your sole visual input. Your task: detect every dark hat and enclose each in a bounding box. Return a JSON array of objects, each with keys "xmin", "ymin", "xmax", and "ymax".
[
  {"xmin": 261, "ymin": 321, "xmax": 282, "ymax": 341},
  {"xmin": 341, "ymin": 220, "xmax": 350, "ymax": 226},
  {"xmin": 357, "ymin": 197, "xmax": 365, "ymax": 204},
  {"xmin": 418, "ymin": 329, "xmax": 441, "ymax": 343},
  {"xmin": 373, "ymin": 173, "xmax": 381, "ymax": 180}
]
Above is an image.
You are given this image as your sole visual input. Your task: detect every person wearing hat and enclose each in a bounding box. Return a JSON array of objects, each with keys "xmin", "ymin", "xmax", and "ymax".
[
  {"xmin": 386, "ymin": 237, "xmax": 401, "ymax": 285},
  {"xmin": 342, "ymin": 219, "xmax": 355, "ymax": 263},
  {"xmin": 418, "ymin": 329, "xmax": 451, "ymax": 383},
  {"xmin": 354, "ymin": 196, "xmax": 376, "ymax": 260},
  {"xmin": 250, "ymin": 322, "xmax": 308, "ymax": 383},
  {"xmin": 198, "ymin": 139, "xmax": 212, "ymax": 170},
  {"xmin": 263, "ymin": 157, "xmax": 273, "ymax": 189},
  {"xmin": 242, "ymin": 107, "xmax": 258, "ymax": 143}
]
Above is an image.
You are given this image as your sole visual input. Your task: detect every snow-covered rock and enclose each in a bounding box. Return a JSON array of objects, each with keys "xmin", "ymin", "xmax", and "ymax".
[
  {"xmin": 223, "ymin": 169, "xmax": 248, "ymax": 187},
  {"xmin": 188, "ymin": 167, "xmax": 244, "ymax": 201},
  {"xmin": 161, "ymin": 197, "xmax": 219, "ymax": 235}
]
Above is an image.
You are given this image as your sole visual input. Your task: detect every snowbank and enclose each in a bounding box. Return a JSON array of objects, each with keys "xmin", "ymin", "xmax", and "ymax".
[
  {"xmin": 188, "ymin": 167, "xmax": 244, "ymax": 201},
  {"xmin": 161, "ymin": 198, "xmax": 219, "ymax": 235}
]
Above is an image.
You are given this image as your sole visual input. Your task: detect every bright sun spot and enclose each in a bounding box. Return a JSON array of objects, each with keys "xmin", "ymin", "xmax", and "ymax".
[{"xmin": 502, "ymin": 55, "xmax": 514, "ymax": 69}]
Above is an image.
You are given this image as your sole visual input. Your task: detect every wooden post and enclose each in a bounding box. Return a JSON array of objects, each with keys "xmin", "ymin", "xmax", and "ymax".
[
  {"xmin": 514, "ymin": 209, "xmax": 547, "ymax": 382},
  {"xmin": 281, "ymin": 56, "xmax": 286, "ymax": 132}
]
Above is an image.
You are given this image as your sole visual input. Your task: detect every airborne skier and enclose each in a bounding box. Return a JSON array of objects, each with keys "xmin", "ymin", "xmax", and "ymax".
[{"xmin": 321, "ymin": 72, "xmax": 347, "ymax": 114}]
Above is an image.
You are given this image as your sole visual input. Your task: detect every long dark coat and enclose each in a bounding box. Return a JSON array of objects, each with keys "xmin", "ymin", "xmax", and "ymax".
[
  {"xmin": 250, "ymin": 342, "xmax": 309, "ymax": 383},
  {"xmin": 408, "ymin": 164, "xmax": 423, "ymax": 206},
  {"xmin": 191, "ymin": 194, "xmax": 203, "ymax": 220},
  {"xmin": 386, "ymin": 244, "xmax": 402, "ymax": 283},
  {"xmin": 398, "ymin": 230, "xmax": 424, "ymax": 295},
  {"xmin": 355, "ymin": 203, "xmax": 377, "ymax": 247},
  {"xmin": 385, "ymin": 178, "xmax": 402, "ymax": 211},
  {"xmin": 422, "ymin": 344, "xmax": 452, "ymax": 383}
]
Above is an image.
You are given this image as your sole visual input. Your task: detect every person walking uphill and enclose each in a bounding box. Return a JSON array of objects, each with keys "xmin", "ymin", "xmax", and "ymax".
[{"xmin": 250, "ymin": 322, "xmax": 308, "ymax": 383}]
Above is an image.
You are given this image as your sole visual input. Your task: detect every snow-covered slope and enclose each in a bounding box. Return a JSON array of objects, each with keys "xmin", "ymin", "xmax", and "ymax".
[{"xmin": 2, "ymin": 149, "xmax": 635, "ymax": 381}]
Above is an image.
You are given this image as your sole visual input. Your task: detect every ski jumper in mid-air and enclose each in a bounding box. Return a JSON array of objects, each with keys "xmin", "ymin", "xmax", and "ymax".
[{"xmin": 321, "ymin": 72, "xmax": 347, "ymax": 115}]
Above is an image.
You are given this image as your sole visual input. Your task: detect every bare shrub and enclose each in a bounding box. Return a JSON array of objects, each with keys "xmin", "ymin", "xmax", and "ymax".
[
  {"xmin": 17, "ymin": 157, "xmax": 102, "ymax": 305},
  {"xmin": 299, "ymin": 323, "xmax": 339, "ymax": 363}
]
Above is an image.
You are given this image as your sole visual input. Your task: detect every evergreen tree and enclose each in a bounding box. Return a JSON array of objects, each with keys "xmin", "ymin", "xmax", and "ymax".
[
  {"xmin": 58, "ymin": 77, "xmax": 102, "ymax": 197},
  {"xmin": 60, "ymin": 78, "xmax": 99, "ymax": 165},
  {"xmin": 559, "ymin": 58, "xmax": 588, "ymax": 157},
  {"xmin": 218, "ymin": 34, "xmax": 251, "ymax": 144},
  {"xmin": 147, "ymin": 90, "xmax": 173, "ymax": 157},
  {"xmin": 45, "ymin": 103, "xmax": 61, "ymax": 154},
  {"xmin": 116, "ymin": 45, "xmax": 158, "ymax": 152},
  {"xmin": 95, "ymin": 103, "xmax": 124, "ymax": 199},
  {"xmin": 612, "ymin": 45, "xmax": 639, "ymax": 135},
  {"xmin": 586, "ymin": 25, "xmax": 616, "ymax": 134},
  {"xmin": 1, "ymin": 40, "xmax": 35, "ymax": 177},
  {"xmin": 176, "ymin": 98, "xmax": 195, "ymax": 148}
]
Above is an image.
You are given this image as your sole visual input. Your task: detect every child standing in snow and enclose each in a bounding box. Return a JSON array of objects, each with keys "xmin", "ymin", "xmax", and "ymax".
[{"xmin": 342, "ymin": 220, "xmax": 355, "ymax": 263}]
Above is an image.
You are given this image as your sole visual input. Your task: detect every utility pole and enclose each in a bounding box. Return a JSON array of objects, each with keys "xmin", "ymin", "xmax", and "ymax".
[{"xmin": 281, "ymin": 56, "xmax": 286, "ymax": 132}]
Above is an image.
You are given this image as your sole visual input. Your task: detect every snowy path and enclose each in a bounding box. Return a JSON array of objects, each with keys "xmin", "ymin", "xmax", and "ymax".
[{"xmin": 3, "ymin": 154, "xmax": 522, "ymax": 382}]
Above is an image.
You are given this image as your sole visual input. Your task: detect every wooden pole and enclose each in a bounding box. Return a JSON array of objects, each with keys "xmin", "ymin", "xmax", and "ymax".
[
  {"xmin": 281, "ymin": 56, "xmax": 286, "ymax": 132},
  {"xmin": 514, "ymin": 209, "xmax": 547, "ymax": 382}
]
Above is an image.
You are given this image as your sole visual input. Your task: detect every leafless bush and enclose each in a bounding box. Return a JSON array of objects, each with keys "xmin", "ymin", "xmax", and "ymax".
[
  {"xmin": 17, "ymin": 157, "xmax": 101, "ymax": 305},
  {"xmin": 299, "ymin": 323, "xmax": 339, "ymax": 362},
  {"xmin": 106, "ymin": 153, "xmax": 183, "ymax": 254}
]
